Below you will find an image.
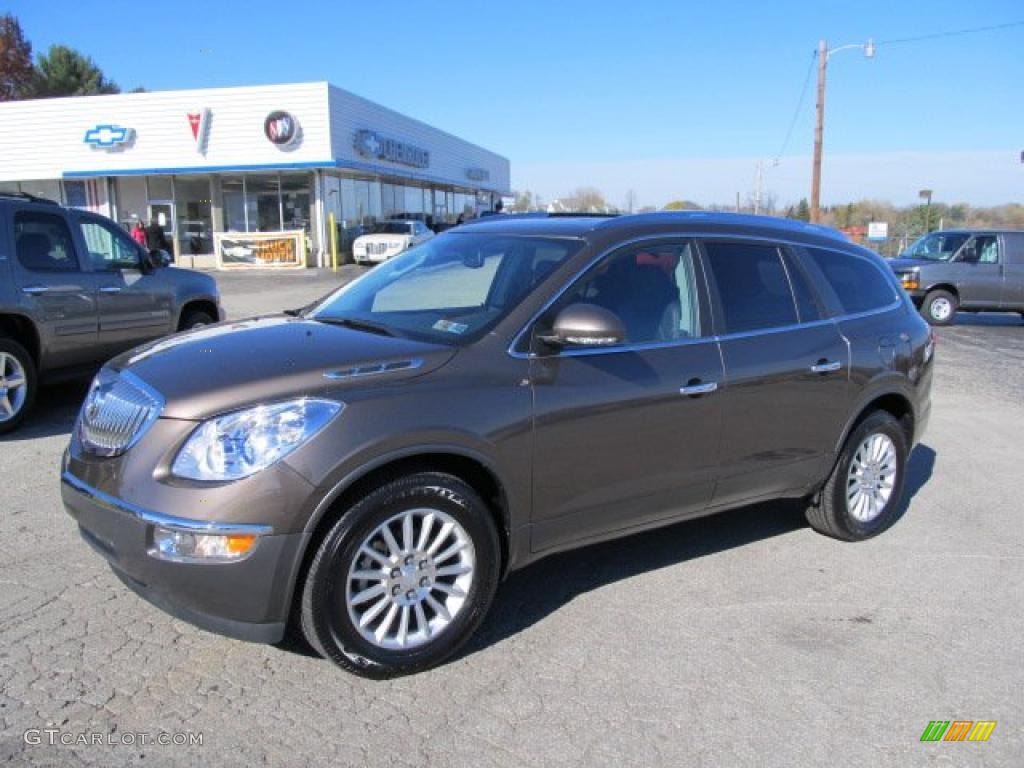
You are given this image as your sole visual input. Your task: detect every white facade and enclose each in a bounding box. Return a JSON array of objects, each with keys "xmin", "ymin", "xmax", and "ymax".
[{"xmin": 0, "ymin": 82, "xmax": 510, "ymax": 267}]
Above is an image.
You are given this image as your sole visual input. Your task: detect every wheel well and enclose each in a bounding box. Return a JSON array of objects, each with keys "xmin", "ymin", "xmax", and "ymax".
[
  {"xmin": 852, "ymin": 393, "xmax": 915, "ymax": 445},
  {"xmin": 178, "ymin": 299, "xmax": 219, "ymax": 330},
  {"xmin": 0, "ymin": 314, "xmax": 40, "ymax": 368},
  {"xmin": 924, "ymin": 283, "xmax": 958, "ymax": 300},
  {"xmin": 289, "ymin": 453, "xmax": 511, "ymax": 620}
]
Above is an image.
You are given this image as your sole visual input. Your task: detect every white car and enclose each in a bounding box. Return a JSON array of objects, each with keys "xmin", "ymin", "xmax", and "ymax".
[{"xmin": 353, "ymin": 220, "xmax": 434, "ymax": 264}]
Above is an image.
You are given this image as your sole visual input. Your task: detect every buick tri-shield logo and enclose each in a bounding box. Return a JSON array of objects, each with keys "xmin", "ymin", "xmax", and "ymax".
[{"xmin": 264, "ymin": 111, "xmax": 300, "ymax": 147}]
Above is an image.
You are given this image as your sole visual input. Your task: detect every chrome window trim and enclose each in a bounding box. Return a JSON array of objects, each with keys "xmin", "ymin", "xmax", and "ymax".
[
  {"xmin": 507, "ymin": 232, "xmax": 902, "ymax": 360},
  {"xmin": 62, "ymin": 470, "xmax": 274, "ymax": 536}
]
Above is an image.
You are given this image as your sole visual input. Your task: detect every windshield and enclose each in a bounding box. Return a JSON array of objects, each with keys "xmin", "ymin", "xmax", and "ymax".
[
  {"xmin": 311, "ymin": 233, "xmax": 583, "ymax": 344},
  {"xmin": 372, "ymin": 222, "xmax": 412, "ymax": 235},
  {"xmin": 903, "ymin": 232, "xmax": 968, "ymax": 261}
]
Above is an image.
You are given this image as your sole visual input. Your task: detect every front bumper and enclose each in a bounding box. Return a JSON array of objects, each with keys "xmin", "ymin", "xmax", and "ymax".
[{"xmin": 62, "ymin": 471, "xmax": 306, "ymax": 643}]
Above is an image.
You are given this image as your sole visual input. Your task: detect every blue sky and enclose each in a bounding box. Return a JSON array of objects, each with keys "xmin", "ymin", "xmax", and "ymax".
[{"xmin": 8, "ymin": 0, "xmax": 1023, "ymax": 208}]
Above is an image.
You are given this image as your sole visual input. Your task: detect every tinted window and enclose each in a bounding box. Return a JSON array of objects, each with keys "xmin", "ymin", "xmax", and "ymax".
[
  {"xmin": 548, "ymin": 241, "xmax": 703, "ymax": 344},
  {"xmin": 782, "ymin": 251, "xmax": 822, "ymax": 323},
  {"xmin": 703, "ymin": 242, "xmax": 797, "ymax": 333},
  {"xmin": 805, "ymin": 247, "xmax": 897, "ymax": 315},
  {"xmin": 79, "ymin": 218, "xmax": 141, "ymax": 270},
  {"xmin": 14, "ymin": 211, "xmax": 80, "ymax": 272},
  {"xmin": 971, "ymin": 235, "xmax": 999, "ymax": 264}
]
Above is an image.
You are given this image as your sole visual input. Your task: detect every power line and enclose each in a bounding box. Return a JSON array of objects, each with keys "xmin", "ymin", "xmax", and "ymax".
[
  {"xmin": 775, "ymin": 49, "xmax": 816, "ymax": 162},
  {"xmin": 878, "ymin": 19, "xmax": 1024, "ymax": 47}
]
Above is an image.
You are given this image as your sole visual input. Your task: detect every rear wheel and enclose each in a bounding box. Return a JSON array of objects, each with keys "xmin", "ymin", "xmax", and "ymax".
[
  {"xmin": 0, "ymin": 338, "xmax": 36, "ymax": 435},
  {"xmin": 300, "ymin": 472, "xmax": 500, "ymax": 677},
  {"xmin": 920, "ymin": 289, "xmax": 957, "ymax": 326},
  {"xmin": 806, "ymin": 411, "xmax": 908, "ymax": 541}
]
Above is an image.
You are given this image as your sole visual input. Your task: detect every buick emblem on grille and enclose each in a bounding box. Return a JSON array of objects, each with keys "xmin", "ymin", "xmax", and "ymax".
[{"xmin": 78, "ymin": 370, "xmax": 164, "ymax": 457}]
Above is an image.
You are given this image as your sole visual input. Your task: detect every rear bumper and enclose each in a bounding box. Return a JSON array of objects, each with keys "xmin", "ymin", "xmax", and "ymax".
[{"xmin": 62, "ymin": 471, "xmax": 305, "ymax": 644}]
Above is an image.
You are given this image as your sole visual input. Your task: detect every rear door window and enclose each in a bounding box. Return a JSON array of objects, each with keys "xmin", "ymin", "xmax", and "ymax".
[
  {"xmin": 13, "ymin": 211, "xmax": 81, "ymax": 272},
  {"xmin": 804, "ymin": 247, "xmax": 898, "ymax": 315},
  {"xmin": 701, "ymin": 241, "xmax": 798, "ymax": 334}
]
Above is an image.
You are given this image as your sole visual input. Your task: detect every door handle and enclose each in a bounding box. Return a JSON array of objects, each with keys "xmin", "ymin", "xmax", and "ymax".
[
  {"xmin": 22, "ymin": 285, "xmax": 49, "ymax": 295},
  {"xmin": 99, "ymin": 286, "xmax": 122, "ymax": 293},
  {"xmin": 810, "ymin": 360, "xmax": 842, "ymax": 374},
  {"xmin": 679, "ymin": 380, "xmax": 718, "ymax": 396}
]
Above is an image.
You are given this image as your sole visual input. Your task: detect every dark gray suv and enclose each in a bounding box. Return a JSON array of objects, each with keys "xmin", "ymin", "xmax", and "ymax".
[
  {"xmin": 61, "ymin": 212, "xmax": 934, "ymax": 677},
  {"xmin": 887, "ymin": 229, "xmax": 1024, "ymax": 325},
  {"xmin": 0, "ymin": 194, "xmax": 222, "ymax": 433}
]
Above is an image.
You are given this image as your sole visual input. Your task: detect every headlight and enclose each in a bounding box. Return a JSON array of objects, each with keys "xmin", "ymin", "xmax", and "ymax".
[{"xmin": 171, "ymin": 398, "xmax": 342, "ymax": 481}]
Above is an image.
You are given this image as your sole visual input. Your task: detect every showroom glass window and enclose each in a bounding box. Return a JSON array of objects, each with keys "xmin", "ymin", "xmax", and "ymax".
[
  {"xmin": 702, "ymin": 241, "xmax": 799, "ymax": 334},
  {"xmin": 219, "ymin": 173, "xmax": 312, "ymax": 234},
  {"xmin": 804, "ymin": 247, "xmax": 898, "ymax": 315}
]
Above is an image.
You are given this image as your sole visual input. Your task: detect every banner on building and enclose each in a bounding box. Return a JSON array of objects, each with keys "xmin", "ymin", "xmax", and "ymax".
[{"xmin": 214, "ymin": 231, "xmax": 305, "ymax": 269}]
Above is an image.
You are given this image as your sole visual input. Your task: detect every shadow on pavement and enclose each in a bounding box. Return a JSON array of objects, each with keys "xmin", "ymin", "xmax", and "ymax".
[
  {"xmin": 0, "ymin": 378, "xmax": 90, "ymax": 442},
  {"xmin": 949, "ymin": 312, "xmax": 1023, "ymax": 327},
  {"xmin": 464, "ymin": 442, "xmax": 937, "ymax": 658}
]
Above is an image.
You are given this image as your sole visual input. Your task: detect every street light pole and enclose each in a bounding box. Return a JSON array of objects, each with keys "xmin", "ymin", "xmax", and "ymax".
[
  {"xmin": 919, "ymin": 189, "xmax": 933, "ymax": 233},
  {"xmin": 810, "ymin": 39, "xmax": 828, "ymax": 224},
  {"xmin": 809, "ymin": 38, "xmax": 875, "ymax": 224}
]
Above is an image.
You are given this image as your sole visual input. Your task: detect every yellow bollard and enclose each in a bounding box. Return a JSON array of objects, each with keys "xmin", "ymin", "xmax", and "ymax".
[{"xmin": 328, "ymin": 212, "xmax": 338, "ymax": 271}]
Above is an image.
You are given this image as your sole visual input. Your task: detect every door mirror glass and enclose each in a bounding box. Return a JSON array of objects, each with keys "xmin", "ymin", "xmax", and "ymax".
[{"xmin": 542, "ymin": 303, "xmax": 626, "ymax": 348}]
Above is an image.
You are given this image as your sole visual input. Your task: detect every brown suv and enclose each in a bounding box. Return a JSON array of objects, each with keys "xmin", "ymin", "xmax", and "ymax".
[{"xmin": 61, "ymin": 212, "xmax": 934, "ymax": 677}]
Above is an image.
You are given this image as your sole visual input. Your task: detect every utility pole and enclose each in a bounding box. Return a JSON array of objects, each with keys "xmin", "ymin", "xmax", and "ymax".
[{"xmin": 810, "ymin": 39, "xmax": 828, "ymax": 224}]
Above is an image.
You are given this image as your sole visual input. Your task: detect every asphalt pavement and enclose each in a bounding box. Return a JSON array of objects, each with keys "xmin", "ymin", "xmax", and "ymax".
[{"xmin": 1, "ymin": 270, "xmax": 1022, "ymax": 766}]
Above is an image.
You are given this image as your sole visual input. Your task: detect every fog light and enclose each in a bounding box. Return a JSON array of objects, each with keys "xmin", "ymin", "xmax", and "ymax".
[{"xmin": 152, "ymin": 527, "xmax": 258, "ymax": 561}]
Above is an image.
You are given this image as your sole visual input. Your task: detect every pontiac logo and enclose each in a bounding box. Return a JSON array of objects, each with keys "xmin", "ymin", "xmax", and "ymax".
[
  {"xmin": 354, "ymin": 129, "xmax": 429, "ymax": 168},
  {"xmin": 83, "ymin": 124, "xmax": 135, "ymax": 150},
  {"xmin": 264, "ymin": 111, "xmax": 300, "ymax": 147},
  {"xmin": 188, "ymin": 109, "xmax": 211, "ymax": 154}
]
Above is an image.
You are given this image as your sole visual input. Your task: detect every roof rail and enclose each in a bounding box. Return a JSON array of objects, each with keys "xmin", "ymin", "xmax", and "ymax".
[{"xmin": 0, "ymin": 191, "xmax": 60, "ymax": 206}]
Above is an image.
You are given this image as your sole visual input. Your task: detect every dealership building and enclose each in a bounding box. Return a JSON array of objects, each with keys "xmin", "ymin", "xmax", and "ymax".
[{"xmin": 0, "ymin": 82, "xmax": 510, "ymax": 268}]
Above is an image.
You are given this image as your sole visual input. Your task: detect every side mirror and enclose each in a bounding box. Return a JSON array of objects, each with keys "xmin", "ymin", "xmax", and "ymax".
[{"xmin": 539, "ymin": 303, "xmax": 626, "ymax": 348}]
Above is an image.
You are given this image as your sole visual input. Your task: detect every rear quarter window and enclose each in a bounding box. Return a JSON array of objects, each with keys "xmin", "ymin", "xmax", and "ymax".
[{"xmin": 803, "ymin": 247, "xmax": 897, "ymax": 315}]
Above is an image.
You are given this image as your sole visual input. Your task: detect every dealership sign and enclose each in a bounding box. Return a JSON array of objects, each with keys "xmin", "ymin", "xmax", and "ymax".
[
  {"xmin": 83, "ymin": 124, "xmax": 135, "ymax": 150},
  {"xmin": 188, "ymin": 109, "xmax": 211, "ymax": 154},
  {"xmin": 466, "ymin": 167, "xmax": 490, "ymax": 181},
  {"xmin": 264, "ymin": 111, "xmax": 300, "ymax": 148},
  {"xmin": 354, "ymin": 129, "xmax": 429, "ymax": 168},
  {"xmin": 867, "ymin": 221, "xmax": 889, "ymax": 241}
]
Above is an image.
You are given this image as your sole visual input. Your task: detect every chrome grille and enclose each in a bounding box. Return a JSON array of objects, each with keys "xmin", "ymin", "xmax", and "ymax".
[
  {"xmin": 78, "ymin": 370, "xmax": 164, "ymax": 457},
  {"xmin": 367, "ymin": 243, "xmax": 390, "ymax": 256}
]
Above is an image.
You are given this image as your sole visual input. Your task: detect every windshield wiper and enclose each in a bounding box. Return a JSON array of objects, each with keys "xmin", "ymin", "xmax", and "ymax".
[{"xmin": 314, "ymin": 316, "xmax": 396, "ymax": 337}]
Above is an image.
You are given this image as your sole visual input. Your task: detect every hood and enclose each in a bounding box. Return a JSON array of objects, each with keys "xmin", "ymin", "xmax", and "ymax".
[
  {"xmin": 885, "ymin": 257, "xmax": 939, "ymax": 271},
  {"xmin": 108, "ymin": 316, "xmax": 456, "ymax": 420}
]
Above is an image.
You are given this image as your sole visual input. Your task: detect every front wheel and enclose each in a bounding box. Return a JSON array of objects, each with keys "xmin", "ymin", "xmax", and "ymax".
[
  {"xmin": 0, "ymin": 339, "xmax": 37, "ymax": 435},
  {"xmin": 178, "ymin": 309, "xmax": 215, "ymax": 331},
  {"xmin": 920, "ymin": 289, "xmax": 957, "ymax": 326},
  {"xmin": 806, "ymin": 411, "xmax": 909, "ymax": 541},
  {"xmin": 300, "ymin": 472, "xmax": 500, "ymax": 677}
]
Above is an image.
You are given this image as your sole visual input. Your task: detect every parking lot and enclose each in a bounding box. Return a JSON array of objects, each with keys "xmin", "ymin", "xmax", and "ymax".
[{"xmin": 2, "ymin": 268, "xmax": 1022, "ymax": 767}]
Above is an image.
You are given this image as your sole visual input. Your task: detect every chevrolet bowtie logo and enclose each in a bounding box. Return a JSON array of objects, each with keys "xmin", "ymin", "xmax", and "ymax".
[
  {"xmin": 355, "ymin": 130, "xmax": 382, "ymax": 157},
  {"xmin": 83, "ymin": 124, "xmax": 134, "ymax": 149}
]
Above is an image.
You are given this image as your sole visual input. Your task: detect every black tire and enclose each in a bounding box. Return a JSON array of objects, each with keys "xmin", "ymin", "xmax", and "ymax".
[
  {"xmin": 0, "ymin": 337, "xmax": 37, "ymax": 435},
  {"xmin": 806, "ymin": 411, "xmax": 909, "ymax": 541},
  {"xmin": 920, "ymin": 289, "xmax": 957, "ymax": 326},
  {"xmin": 300, "ymin": 472, "xmax": 500, "ymax": 678},
  {"xmin": 178, "ymin": 309, "xmax": 215, "ymax": 331}
]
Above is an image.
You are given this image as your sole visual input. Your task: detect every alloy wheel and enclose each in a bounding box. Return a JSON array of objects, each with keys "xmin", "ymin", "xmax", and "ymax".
[
  {"xmin": 345, "ymin": 507, "xmax": 475, "ymax": 650},
  {"xmin": 846, "ymin": 433, "xmax": 898, "ymax": 522},
  {"xmin": 0, "ymin": 351, "xmax": 28, "ymax": 423}
]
